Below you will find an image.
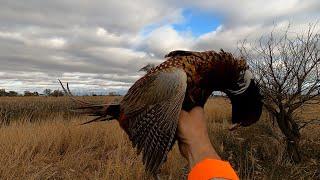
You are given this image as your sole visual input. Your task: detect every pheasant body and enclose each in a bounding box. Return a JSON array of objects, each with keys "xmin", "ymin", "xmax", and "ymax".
[
  {"xmin": 115, "ymin": 50, "xmax": 251, "ymax": 174},
  {"xmin": 63, "ymin": 49, "xmax": 262, "ymax": 175}
]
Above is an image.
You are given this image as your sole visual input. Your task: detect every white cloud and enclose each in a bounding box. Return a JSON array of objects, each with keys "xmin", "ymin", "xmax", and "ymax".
[
  {"xmin": 0, "ymin": 31, "xmax": 24, "ymax": 41},
  {"xmin": 38, "ymin": 37, "xmax": 66, "ymax": 49},
  {"xmin": 139, "ymin": 25, "xmax": 194, "ymax": 57}
]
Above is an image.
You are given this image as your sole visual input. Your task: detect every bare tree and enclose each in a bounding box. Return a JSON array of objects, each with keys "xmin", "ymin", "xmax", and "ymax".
[
  {"xmin": 239, "ymin": 23, "xmax": 320, "ymax": 162},
  {"xmin": 51, "ymin": 90, "xmax": 64, "ymax": 97},
  {"xmin": 7, "ymin": 91, "xmax": 18, "ymax": 96},
  {"xmin": 24, "ymin": 91, "xmax": 39, "ymax": 96},
  {"xmin": 0, "ymin": 89, "xmax": 6, "ymax": 96},
  {"xmin": 43, "ymin": 89, "xmax": 52, "ymax": 96}
]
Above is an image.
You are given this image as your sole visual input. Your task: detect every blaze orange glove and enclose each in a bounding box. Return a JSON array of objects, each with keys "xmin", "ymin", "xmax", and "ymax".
[{"xmin": 188, "ymin": 159, "xmax": 239, "ymax": 180}]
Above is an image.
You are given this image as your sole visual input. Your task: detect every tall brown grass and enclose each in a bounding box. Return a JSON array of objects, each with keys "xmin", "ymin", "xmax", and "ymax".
[{"xmin": 0, "ymin": 96, "xmax": 319, "ymax": 179}]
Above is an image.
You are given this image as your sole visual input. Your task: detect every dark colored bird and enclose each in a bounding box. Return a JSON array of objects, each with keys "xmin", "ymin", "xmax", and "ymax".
[{"xmin": 59, "ymin": 49, "xmax": 263, "ymax": 175}]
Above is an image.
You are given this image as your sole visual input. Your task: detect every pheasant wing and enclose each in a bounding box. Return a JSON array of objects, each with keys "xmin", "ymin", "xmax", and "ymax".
[{"xmin": 121, "ymin": 68, "xmax": 187, "ymax": 174}]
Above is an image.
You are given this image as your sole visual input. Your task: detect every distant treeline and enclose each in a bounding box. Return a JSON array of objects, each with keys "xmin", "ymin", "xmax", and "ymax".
[
  {"xmin": 0, "ymin": 89, "xmax": 121, "ymax": 97},
  {"xmin": 0, "ymin": 89, "xmax": 64, "ymax": 97}
]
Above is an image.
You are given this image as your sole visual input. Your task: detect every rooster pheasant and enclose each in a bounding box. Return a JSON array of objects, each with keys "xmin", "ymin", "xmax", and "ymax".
[{"xmin": 59, "ymin": 49, "xmax": 263, "ymax": 175}]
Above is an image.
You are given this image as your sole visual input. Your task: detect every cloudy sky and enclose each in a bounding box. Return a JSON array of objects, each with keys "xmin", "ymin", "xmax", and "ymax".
[{"xmin": 0, "ymin": 0, "xmax": 319, "ymax": 94}]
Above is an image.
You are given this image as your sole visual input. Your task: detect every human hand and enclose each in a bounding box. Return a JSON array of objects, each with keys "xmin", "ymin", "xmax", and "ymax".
[{"xmin": 177, "ymin": 106, "xmax": 221, "ymax": 168}]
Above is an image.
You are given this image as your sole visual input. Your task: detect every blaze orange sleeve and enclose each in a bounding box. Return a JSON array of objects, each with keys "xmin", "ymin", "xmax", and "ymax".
[{"xmin": 188, "ymin": 159, "xmax": 239, "ymax": 180}]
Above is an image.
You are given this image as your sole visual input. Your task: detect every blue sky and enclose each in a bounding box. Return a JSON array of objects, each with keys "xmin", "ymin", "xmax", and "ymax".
[
  {"xmin": 173, "ymin": 9, "xmax": 221, "ymax": 37},
  {"xmin": 141, "ymin": 9, "xmax": 221, "ymax": 38}
]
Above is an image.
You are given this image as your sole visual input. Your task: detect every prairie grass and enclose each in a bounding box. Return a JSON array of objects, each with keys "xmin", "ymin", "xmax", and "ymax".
[{"xmin": 0, "ymin": 96, "xmax": 319, "ymax": 179}]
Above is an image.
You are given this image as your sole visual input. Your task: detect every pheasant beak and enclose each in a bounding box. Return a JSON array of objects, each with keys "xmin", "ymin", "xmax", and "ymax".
[{"xmin": 228, "ymin": 79, "xmax": 263, "ymax": 129}]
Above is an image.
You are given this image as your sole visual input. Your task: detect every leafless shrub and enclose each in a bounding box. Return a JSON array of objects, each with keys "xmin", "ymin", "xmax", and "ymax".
[{"xmin": 239, "ymin": 23, "xmax": 320, "ymax": 162}]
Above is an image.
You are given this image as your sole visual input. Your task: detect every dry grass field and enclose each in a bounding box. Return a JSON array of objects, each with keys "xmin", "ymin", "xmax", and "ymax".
[{"xmin": 0, "ymin": 96, "xmax": 319, "ymax": 179}]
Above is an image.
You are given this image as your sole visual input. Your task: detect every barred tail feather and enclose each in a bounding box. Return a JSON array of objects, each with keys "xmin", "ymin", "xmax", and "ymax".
[
  {"xmin": 79, "ymin": 104, "xmax": 121, "ymax": 125},
  {"xmin": 58, "ymin": 80, "xmax": 121, "ymax": 124}
]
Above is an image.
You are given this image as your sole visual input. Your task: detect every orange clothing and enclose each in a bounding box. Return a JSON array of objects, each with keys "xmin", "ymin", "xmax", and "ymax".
[{"xmin": 188, "ymin": 159, "xmax": 239, "ymax": 180}]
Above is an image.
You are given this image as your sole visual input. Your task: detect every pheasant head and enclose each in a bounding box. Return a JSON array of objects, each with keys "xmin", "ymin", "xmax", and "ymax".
[{"xmin": 206, "ymin": 50, "xmax": 263, "ymax": 129}]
